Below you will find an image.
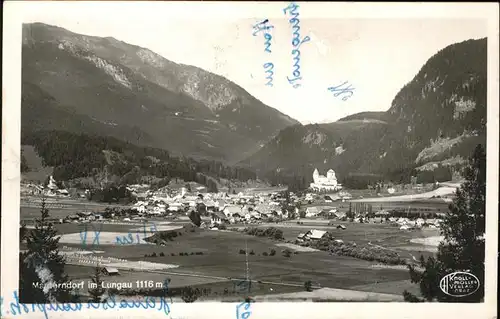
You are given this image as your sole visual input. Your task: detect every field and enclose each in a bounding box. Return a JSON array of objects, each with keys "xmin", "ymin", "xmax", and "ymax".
[
  {"xmin": 256, "ymin": 219, "xmax": 440, "ymax": 257},
  {"xmin": 20, "ymin": 218, "xmax": 438, "ymax": 301},
  {"xmin": 19, "ymin": 196, "xmax": 444, "ymax": 301}
]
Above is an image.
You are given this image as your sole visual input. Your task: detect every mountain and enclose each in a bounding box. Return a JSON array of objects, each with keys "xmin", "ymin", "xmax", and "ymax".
[
  {"xmin": 242, "ymin": 38, "xmax": 487, "ymax": 187},
  {"xmin": 21, "ymin": 23, "xmax": 298, "ymax": 163}
]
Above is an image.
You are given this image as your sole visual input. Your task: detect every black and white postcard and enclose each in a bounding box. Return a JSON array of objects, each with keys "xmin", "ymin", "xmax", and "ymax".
[{"xmin": 2, "ymin": 2, "xmax": 498, "ymax": 319}]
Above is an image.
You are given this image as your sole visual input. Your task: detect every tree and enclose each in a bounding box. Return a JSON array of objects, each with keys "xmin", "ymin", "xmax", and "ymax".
[
  {"xmin": 189, "ymin": 210, "xmax": 202, "ymax": 227},
  {"xmin": 181, "ymin": 286, "xmax": 199, "ymax": 303},
  {"xmin": 403, "ymin": 144, "xmax": 486, "ymax": 302},
  {"xmin": 19, "ymin": 197, "xmax": 78, "ymax": 303},
  {"xmin": 88, "ymin": 266, "xmax": 106, "ymax": 302},
  {"xmin": 304, "ymin": 280, "xmax": 313, "ymax": 292},
  {"xmin": 273, "ymin": 229, "xmax": 284, "ymax": 240}
]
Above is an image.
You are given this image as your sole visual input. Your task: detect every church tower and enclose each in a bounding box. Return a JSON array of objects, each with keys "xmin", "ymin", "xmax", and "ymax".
[{"xmin": 313, "ymin": 168, "xmax": 319, "ymax": 183}]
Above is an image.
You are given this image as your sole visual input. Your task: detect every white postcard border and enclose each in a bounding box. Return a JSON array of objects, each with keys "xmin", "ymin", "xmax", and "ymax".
[{"xmin": 2, "ymin": 2, "xmax": 499, "ymax": 319}]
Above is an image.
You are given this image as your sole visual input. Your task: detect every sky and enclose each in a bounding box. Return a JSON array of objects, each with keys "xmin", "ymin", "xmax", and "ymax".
[{"xmin": 18, "ymin": 2, "xmax": 488, "ymax": 124}]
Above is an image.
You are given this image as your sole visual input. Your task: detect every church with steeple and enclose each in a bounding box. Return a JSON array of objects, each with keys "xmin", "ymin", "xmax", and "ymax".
[{"xmin": 309, "ymin": 168, "xmax": 342, "ymax": 192}]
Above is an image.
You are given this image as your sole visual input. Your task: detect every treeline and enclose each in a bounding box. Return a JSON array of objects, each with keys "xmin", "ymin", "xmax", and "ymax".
[
  {"xmin": 340, "ymin": 164, "xmax": 453, "ymax": 189},
  {"xmin": 21, "ymin": 130, "xmax": 256, "ymax": 187},
  {"xmin": 415, "ymin": 165, "xmax": 453, "ymax": 184},
  {"xmin": 88, "ymin": 185, "xmax": 134, "ymax": 203},
  {"xmin": 265, "ymin": 170, "xmax": 308, "ymax": 192},
  {"xmin": 341, "ymin": 174, "xmax": 384, "ymax": 190}
]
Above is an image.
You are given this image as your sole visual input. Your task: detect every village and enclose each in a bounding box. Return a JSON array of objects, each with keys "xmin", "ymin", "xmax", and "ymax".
[{"xmin": 20, "ymin": 168, "xmax": 447, "ymax": 241}]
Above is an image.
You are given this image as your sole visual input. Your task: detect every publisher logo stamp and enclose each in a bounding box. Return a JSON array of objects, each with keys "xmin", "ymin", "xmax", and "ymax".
[{"xmin": 439, "ymin": 272, "xmax": 480, "ymax": 297}]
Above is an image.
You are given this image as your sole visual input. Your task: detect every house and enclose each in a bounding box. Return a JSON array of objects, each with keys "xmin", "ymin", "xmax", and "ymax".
[
  {"xmin": 306, "ymin": 229, "xmax": 327, "ymax": 240},
  {"xmin": 400, "ymin": 225, "xmax": 412, "ymax": 230},
  {"xmin": 133, "ymin": 205, "xmax": 146, "ymax": 213},
  {"xmin": 57, "ymin": 189, "xmax": 70, "ymax": 197},
  {"xmin": 310, "ymin": 230, "xmax": 327, "ymax": 240},
  {"xmin": 102, "ymin": 267, "xmax": 120, "ymax": 276},
  {"xmin": 305, "ymin": 207, "xmax": 320, "ymax": 218},
  {"xmin": 305, "ymin": 193, "xmax": 314, "ymax": 202},
  {"xmin": 415, "ymin": 218, "xmax": 425, "ymax": 227},
  {"xmin": 250, "ymin": 211, "xmax": 262, "ymax": 220},
  {"xmin": 334, "ymin": 211, "xmax": 346, "ymax": 220},
  {"xmin": 77, "ymin": 212, "xmax": 93, "ymax": 218},
  {"xmin": 211, "ymin": 212, "xmax": 229, "ymax": 225},
  {"xmin": 204, "ymin": 200, "xmax": 217, "ymax": 210},
  {"xmin": 136, "ymin": 192, "xmax": 149, "ymax": 201},
  {"xmin": 168, "ymin": 203, "xmax": 184, "ymax": 212},
  {"xmin": 254, "ymin": 204, "xmax": 271, "ymax": 214},
  {"xmin": 223, "ymin": 205, "xmax": 242, "ymax": 218},
  {"xmin": 297, "ymin": 233, "xmax": 306, "ymax": 241}
]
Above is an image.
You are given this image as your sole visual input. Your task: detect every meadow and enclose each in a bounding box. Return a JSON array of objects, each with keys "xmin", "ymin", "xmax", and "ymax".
[
  {"xmin": 19, "ymin": 197, "xmax": 442, "ymax": 300},
  {"xmin": 19, "ymin": 219, "xmax": 433, "ymax": 300}
]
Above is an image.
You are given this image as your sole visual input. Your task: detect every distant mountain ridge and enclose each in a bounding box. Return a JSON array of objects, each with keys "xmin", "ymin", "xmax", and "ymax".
[
  {"xmin": 337, "ymin": 112, "xmax": 388, "ymax": 123},
  {"xmin": 242, "ymin": 38, "xmax": 487, "ymax": 186},
  {"xmin": 21, "ymin": 23, "xmax": 298, "ymax": 163}
]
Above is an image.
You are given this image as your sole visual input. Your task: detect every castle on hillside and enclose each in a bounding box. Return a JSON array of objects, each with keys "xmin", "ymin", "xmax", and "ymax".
[{"xmin": 309, "ymin": 168, "xmax": 342, "ymax": 192}]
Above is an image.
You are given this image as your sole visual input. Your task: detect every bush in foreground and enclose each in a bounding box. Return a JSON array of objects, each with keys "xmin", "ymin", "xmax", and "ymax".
[{"xmin": 181, "ymin": 286, "xmax": 199, "ymax": 303}]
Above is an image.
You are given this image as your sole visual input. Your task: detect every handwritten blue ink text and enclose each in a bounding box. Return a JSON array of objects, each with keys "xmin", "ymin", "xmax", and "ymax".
[
  {"xmin": 6, "ymin": 290, "xmax": 170, "ymax": 319},
  {"xmin": 253, "ymin": 19, "xmax": 273, "ymax": 53},
  {"xmin": 79, "ymin": 225, "xmax": 101, "ymax": 247},
  {"xmin": 328, "ymin": 81, "xmax": 355, "ymax": 101},
  {"xmin": 115, "ymin": 222, "xmax": 158, "ymax": 245},
  {"xmin": 263, "ymin": 63, "xmax": 274, "ymax": 87},
  {"xmin": 283, "ymin": 2, "xmax": 310, "ymax": 88},
  {"xmin": 78, "ymin": 222, "xmax": 158, "ymax": 246},
  {"xmin": 253, "ymin": 19, "xmax": 275, "ymax": 87},
  {"xmin": 236, "ymin": 301, "xmax": 252, "ymax": 319}
]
